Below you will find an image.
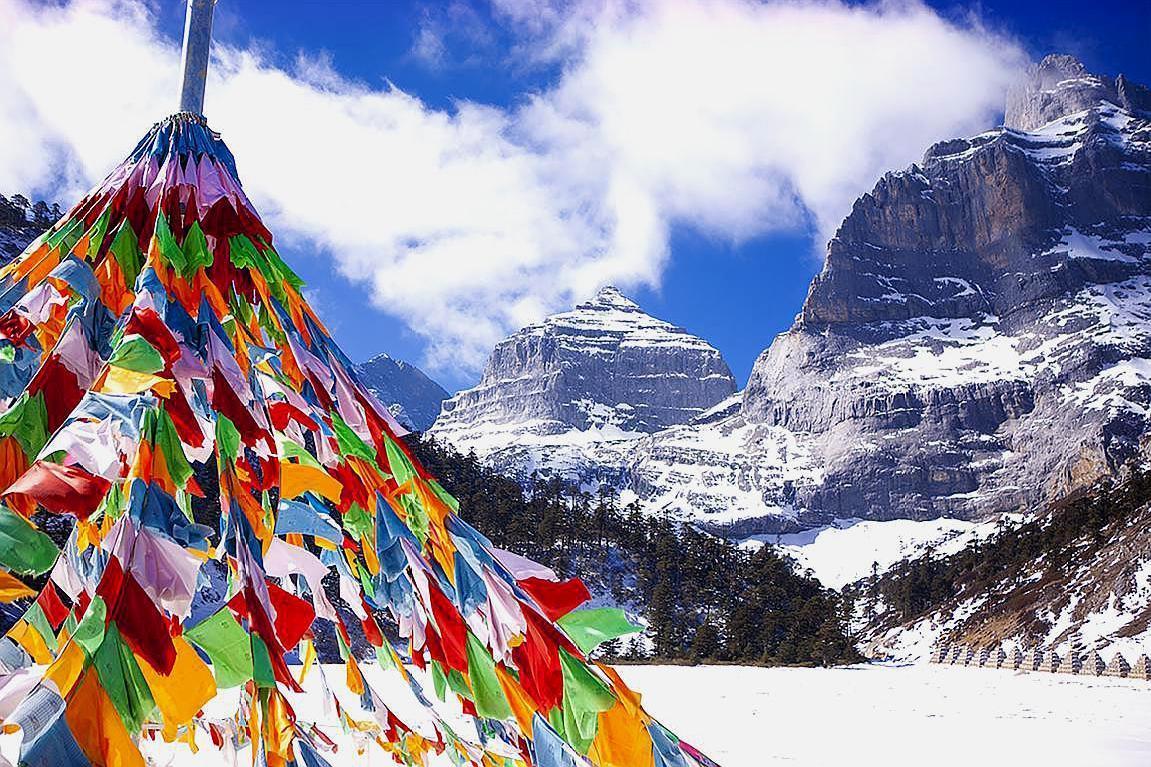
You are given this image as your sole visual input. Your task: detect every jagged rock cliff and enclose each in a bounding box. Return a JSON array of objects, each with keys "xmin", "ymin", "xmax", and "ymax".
[
  {"xmin": 354, "ymin": 353, "xmax": 448, "ymax": 431},
  {"xmin": 632, "ymin": 55, "xmax": 1151, "ymax": 534},
  {"xmin": 430, "ymin": 286, "xmax": 737, "ymax": 484}
]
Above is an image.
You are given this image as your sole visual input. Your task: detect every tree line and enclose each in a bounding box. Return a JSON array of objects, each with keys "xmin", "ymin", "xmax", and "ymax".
[
  {"xmin": 857, "ymin": 467, "xmax": 1151, "ymax": 626},
  {"xmin": 407, "ymin": 435, "xmax": 861, "ymax": 666},
  {"xmin": 0, "ymin": 193, "xmax": 61, "ymax": 231}
]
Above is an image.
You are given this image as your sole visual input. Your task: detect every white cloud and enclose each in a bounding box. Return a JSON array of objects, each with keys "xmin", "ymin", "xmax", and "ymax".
[{"xmin": 0, "ymin": 0, "xmax": 1026, "ymax": 375}]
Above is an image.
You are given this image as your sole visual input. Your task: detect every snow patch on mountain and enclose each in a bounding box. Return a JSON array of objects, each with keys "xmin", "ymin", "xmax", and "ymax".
[
  {"xmin": 749, "ymin": 515, "xmax": 1019, "ymax": 590},
  {"xmin": 627, "ymin": 415, "xmax": 820, "ymax": 528}
]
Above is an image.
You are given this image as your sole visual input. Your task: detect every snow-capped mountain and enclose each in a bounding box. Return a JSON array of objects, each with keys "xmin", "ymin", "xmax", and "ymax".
[
  {"xmin": 434, "ymin": 55, "xmax": 1151, "ymax": 542},
  {"xmin": 355, "ymin": 353, "xmax": 448, "ymax": 431},
  {"xmin": 631, "ymin": 54, "xmax": 1151, "ymax": 534},
  {"xmin": 429, "ymin": 286, "xmax": 737, "ymax": 484}
]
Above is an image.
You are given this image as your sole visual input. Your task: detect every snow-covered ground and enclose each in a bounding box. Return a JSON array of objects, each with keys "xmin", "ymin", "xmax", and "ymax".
[
  {"xmin": 747, "ymin": 516, "xmax": 1016, "ymax": 589},
  {"xmin": 4, "ymin": 663, "xmax": 1142, "ymax": 767},
  {"xmin": 622, "ymin": 664, "xmax": 1151, "ymax": 767}
]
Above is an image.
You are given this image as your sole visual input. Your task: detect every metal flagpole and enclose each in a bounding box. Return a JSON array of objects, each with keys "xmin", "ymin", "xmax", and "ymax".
[{"xmin": 177, "ymin": 0, "xmax": 218, "ymax": 116}]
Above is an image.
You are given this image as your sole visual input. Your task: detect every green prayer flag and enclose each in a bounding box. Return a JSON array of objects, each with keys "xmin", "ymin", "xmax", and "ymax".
[
  {"xmin": 384, "ymin": 436, "xmax": 415, "ymax": 487},
  {"xmin": 96, "ymin": 482, "xmax": 127, "ymax": 523},
  {"xmin": 280, "ymin": 439, "xmax": 321, "ymax": 469},
  {"xmin": 108, "ymin": 222, "xmax": 141, "ymax": 288},
  {"xmin": 143, "ymin": 408, "xmax": 194, "ymax": 489},
  {"xmin": 343, "ymin": 503, "xmax": 373, "ymax": 543},
  {"xmin": 181, "ymin": 221, "xmax": 214, "ymax": 273},
  {"xmin": 153, "ymin": 213, "xmax": 187, "ymax": 274},
  {"xmin": 447, "ymin": 668, "xmax": 472, "ymax": 700},
  {"xmin": 46, "ymin": 217, "xmax": 85, "ymax": 254},
  {"xmin": 250, "ymin": 634, "xmax": 276, "ymax": 688},
  {"xmin": 331, "ymin": 412, "xmax": 375, "ymax": 463},
  {"xmin": 185, "ymin": 610, "xmax": 254, "ymax": 688},
  {"xmin": 216, "ymin": 415, "xmax": 241, "ymax": 464},
  {"xmin": 0, "ymin": 392, "xmax": 49, "ymax": 457},
  {"xmin": 227, "ymin": 236, "xmax": 276, "ymax": 297},
  {"xmin": 85, "ymin": 210, "xmax": 111, "ymax": 260},
  {"xmin": 557, "ymin": 608, "xmax": 643, "ymax": 655},
  {"xmin": 73, "ymin": 595, "xmax": 107, "ymax": 656},
  {"xmin": 23, "ymin": 603, "xmax": 58, "ymax": 654},
  {"xmin": 428, "ymin": 480, "xmax": 459, "ymax": 513},
  {"xmin": 93, "ymin": 623, "xmax": 156, "ymax": 733},
  {"xmin": 0, "ymin": 506, "xmax": 59, "ymax": 575},
  {"xmin": 431, "ymin": 660, "xmax": 448, "ymax": 702},
  {"xmin": 107, "ymin": 335, "xmax": 165, "ymax": 374},
  {"xmin": 558, "ymin": 648, "xmax": 616, "ymax": 753},
  {"xmin": 399, "ymin": 493, "xmax": 429, "ymax": 544},
  {"xmin": 465, "ymin": 632, "xmax": 512, "ymax": 721},
  {"xmin": 262, "ymin": 245, "xmax": 305, "ymax": 292}
]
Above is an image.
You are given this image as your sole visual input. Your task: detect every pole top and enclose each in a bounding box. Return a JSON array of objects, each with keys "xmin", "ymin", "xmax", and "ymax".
[{"xmin": 177, "ymin": 0, "xmax": 218, "ymax": 116}]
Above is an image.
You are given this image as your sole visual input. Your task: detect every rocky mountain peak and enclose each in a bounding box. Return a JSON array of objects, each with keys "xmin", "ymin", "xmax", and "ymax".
[
  {"xmin": 430, "ymin": 289, "xmax": 737, "ymax": 482},
  {"xmin": 582, "ymin": 285, "xmax": 641, "ymax": 311},
  {"xmin": 1005, "ymin": 54, "xmax": 1151, "ymax": 131},
  {"xmin": 429, "ymin": 55, "xmax": 1151, "ymax": 541},
  {"xmin": 617, "ymin": 56, "xmax": 1151, "ymax": 535}
]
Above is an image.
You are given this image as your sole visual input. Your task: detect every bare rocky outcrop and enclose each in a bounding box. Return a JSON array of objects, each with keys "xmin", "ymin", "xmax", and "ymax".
[
  {"xmin": 0, "ymin": 194, "xmax": 57, "ymax": 263},
  {"xmin": 354, "ymin": 353, "xmax": 448, "ymax": 432}
]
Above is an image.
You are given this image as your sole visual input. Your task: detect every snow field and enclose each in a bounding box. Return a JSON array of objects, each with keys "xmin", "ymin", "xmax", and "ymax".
[
  {"xmin": 4, "ymin": 663, "xmax": 1144, "ymax": 766},
  {"xmin": 620, "ymin": 663, "xmax": 1151, "ymax": 767}
]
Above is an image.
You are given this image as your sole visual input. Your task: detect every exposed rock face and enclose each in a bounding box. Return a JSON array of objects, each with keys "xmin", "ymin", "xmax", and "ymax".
[
  {"xmin": 0, "ymin": 228, "xmax": 35, "ymax": 264},
  {"xmin": 630, "ymin": 55, "xmax": 1151, "ymax": 534},
  {"xmin": 430, "ymin": 287, "xmax": 737, "ymax": 483},
  {"xmin": 1005, "ymin": 54, "xmax": 1151, "ymax": 132},
  {"xmin": 354, "ymin": 353, "xmax": 448, "ymax": 432}
]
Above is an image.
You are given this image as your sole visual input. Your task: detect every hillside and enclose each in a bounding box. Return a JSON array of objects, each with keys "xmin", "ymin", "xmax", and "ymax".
[
  {"xmin": 856, "ymin": 467, "xmax": 1151, "ymax": 661},
  {"xmin": 0, "ymin": 194, "xmax": 60, "ymax": 262}
]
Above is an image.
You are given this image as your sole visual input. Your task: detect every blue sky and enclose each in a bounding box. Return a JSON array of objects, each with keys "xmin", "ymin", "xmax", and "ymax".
[{"xmin": 5, "ymin": 0, "xmax": 1149, "ymax": 391}]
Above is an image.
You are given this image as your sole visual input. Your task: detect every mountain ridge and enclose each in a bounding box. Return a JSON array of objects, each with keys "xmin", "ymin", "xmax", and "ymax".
[{"xmin": 433, "ymin": 54, "xmax": 1151, "ymax": 538}]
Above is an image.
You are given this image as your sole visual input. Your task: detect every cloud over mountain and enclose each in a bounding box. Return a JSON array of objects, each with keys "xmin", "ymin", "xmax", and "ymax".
[{"xmin": 0, "ymin": 0, "xmax": 1025, "ymax": 373}]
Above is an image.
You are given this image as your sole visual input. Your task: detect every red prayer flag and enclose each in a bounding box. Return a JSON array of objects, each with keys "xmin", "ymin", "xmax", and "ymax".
[
  {"xmin": 517, "ymin": 576, "xmax": 591, "ymax": 621},
  {"xmin": 4, "ymin": 460, "xmax": 111, "ymax": 519},
  {"xmin": 97, "ymin": 557, "xmax": 177, "ymax": 674},
  {"xmin": 427, "ymin": 581, "xmax": 468, "ymax": 672},
  {"xmin": 36, "ymin": 582, "xmax": 70, "ymax": 630}
]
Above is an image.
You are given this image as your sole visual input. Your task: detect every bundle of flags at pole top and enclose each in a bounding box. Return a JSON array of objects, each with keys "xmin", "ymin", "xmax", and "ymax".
[{"xmin": 0, "ymin": 111, "xmax": 719, "ymax": 767}]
